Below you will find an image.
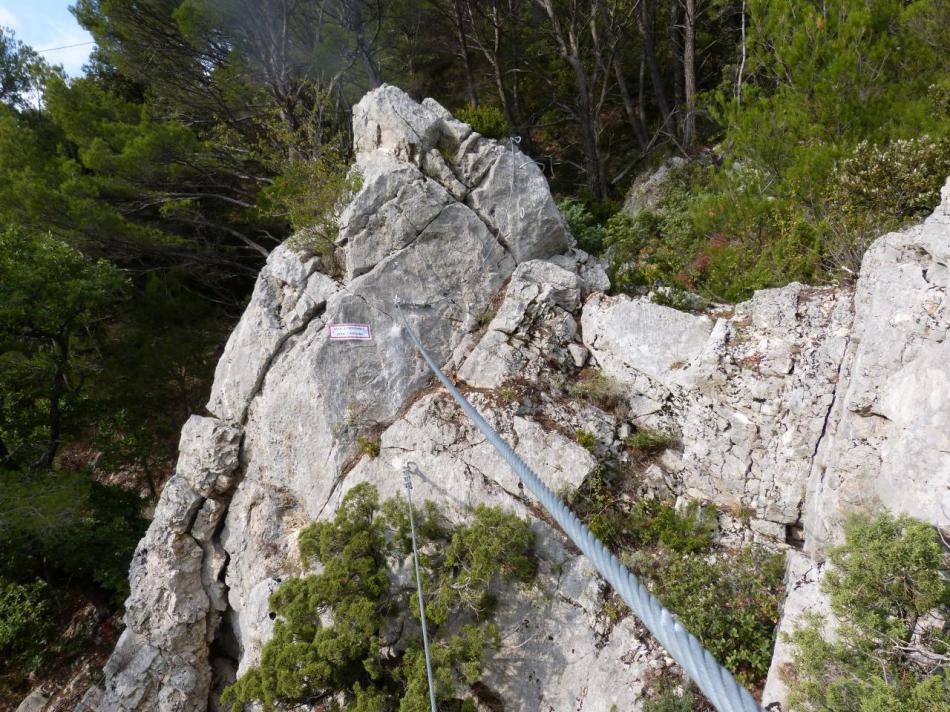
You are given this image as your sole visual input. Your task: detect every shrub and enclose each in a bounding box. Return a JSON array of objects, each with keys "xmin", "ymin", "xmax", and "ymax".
[
  {"xmin": 455, "ymin": 104, "xmax": 510, "ymax": 140},
  {"xmin": 642, "ymin": 682, "xmax": 697, "ymax": 712},
  {"xmin": 222, "ymin": 483, "xmax": 536, "ymax": 712},
  {"xmin": 930, "ymin": 80, "xmax": 950, "ymax": 117},
  {"xmin": 785, "ymin": 512, "xmax": 950, "ymax": 712},
  {"xmin": 566, "ymin": 370, "xmax": 628, "ymax": 415},
  {"xmin": 575, "ymin": 429, "xmax": 596, "ymax": 452},
  {"xmin": 357, "ymin": 434, "xmax": 380, "ymax": 458},
  {"xmin": 569, "ymin": 465, "xmax": 628, "ymax": 548},
  {"xmin": 558, "ymin": 197, "xmax": 606, "ymax": 253},
  {"xmin": 0, "ymin": 471, "xmax": 146, "ymax": 603},
  {"xmin": 0, "ymin": 578, "xmax": 51, "ymax": 677},
  {"xmin": 261, "ymin": 143, "xmax": 362, "ymax": 264},
  {"xmin": 629, "ymin": 500, "xmax": 715, "ymax": 555},
  {"xmin": 832, "ymin": 136, "xmax": 950, "ymax": 221},
  {"xmin": 648, "ymin": 546, "xmax": 786, "ymax": 686},
  {"xmin": 626, "ymin": 428, "xmax": 676, "ymax": 455}
]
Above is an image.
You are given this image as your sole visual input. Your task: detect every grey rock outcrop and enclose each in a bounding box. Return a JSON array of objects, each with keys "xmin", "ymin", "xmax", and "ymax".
[
  {"xmin": 622, "ymin": 157, "xmax": 687, "ymax": 215},
  {"xmin": 804, "ymin": 183, "xmax": 950, "ymax": 552},
  {"xmin": 583, "ymin": 283, "xmax": 853, "ymax": 537},
  {"xmin": 87, "ymin": 80, "xmax": 949, "ymax": 712},
  {"xmin": 92, "ymin": 416, "xmax": 240, "ymax": 712},
  {"xmin": 581, "ymin": 180, "xmax": 950, "ymax": 707}
]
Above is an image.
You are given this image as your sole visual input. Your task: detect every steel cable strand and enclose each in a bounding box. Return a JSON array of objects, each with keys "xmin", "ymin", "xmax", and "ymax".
[{"xmin": 393, "ymin": 302, "xmax": 764, "ymax": 712}]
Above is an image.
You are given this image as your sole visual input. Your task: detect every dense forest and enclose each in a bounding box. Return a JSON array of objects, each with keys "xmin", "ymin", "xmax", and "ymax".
[{"xmin": 1, "ymin": 0, "xmax": 950, "ymax": 706}]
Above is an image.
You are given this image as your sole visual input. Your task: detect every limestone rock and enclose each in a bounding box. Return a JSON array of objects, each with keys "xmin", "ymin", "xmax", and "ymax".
[
  {"xmin": 94, "ymin": 415, "xmax": 242, "ymax": 712},
  {"xmin": 762, "ymin": 552, "xmax": 832, "ymax": 710},
  {"xmin": 583, "ymin": 283, "xmax": 853, "ymax": 532},
  {"xmin": 458, "ymin": 259, "xmax": 584, "ymax": 388},
  {"xmin": 622, "ymin": 157, "xmax": 687, "ymax": 215},
  {"xmin": 804, "ymin": 177, "xmax": 950, "ymax": 553},
  {"xmin": 92, "ymin": 83, "xmax": 950, "ymax": 712},
  {"xmin": 582, "ymin": 294, "xmax": 713, "ymax": 386},
  {"xmin": 16, "ymin": 689, "xmax": 48, "ymax": 712},
  {"xmin": 461, "ymin": 134, "xmax": 573, "ymax": 262},
  {"xmin": 352, "ymin": 84, "xmax": 444, "ymax": 162},
  {"xmin": 207, "ymin": 245, "xmax": 337, "ymax": 423}
]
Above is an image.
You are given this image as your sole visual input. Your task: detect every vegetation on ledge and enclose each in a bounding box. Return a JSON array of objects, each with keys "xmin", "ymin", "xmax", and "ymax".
[{"xmin": 221, "ymin": 483, "xmax": 537, "ymax": 712}]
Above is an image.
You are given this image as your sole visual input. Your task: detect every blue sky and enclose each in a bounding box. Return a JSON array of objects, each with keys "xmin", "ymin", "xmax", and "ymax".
[{"xmin": 1, "ymin": 1, "xmax": 94, "ymax": 76}]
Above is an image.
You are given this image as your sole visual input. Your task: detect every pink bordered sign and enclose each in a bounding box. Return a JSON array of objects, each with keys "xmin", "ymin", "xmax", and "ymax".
[{"xmin": 328, "ymin": 323, "xmax": 373, "ymax": 341}]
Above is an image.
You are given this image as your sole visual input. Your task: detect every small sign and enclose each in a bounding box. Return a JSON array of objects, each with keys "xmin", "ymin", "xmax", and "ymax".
[{"xmin": 329, "ymin": 323, "xmax": 373, "ymax": 341}]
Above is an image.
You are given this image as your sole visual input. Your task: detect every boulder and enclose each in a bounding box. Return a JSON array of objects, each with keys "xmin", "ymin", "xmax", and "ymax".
[{"xmin": 622, "ymin": 157, "xmax": 687, "ymax": 215}]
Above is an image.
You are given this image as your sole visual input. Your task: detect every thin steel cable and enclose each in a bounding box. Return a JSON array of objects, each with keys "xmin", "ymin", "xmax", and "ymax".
[
  {"xmin": 403, "ymin": 463, "xmax": 439, "ymax": 712},
  {"xmin": 392, "ymin": 300, "xmax": 765, "ymax": 712}
]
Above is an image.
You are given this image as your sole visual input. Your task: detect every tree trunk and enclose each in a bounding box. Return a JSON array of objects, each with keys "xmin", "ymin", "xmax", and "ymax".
[
  {"xmin": 683, "ymin": 0, "xmax": 697, "ymax": 148},
  {"xmin": 670, "ymin": 0, "xmax": 685, "ymax": 135},
  {"xmin": 638, "ymin": 0, "xmax": 672, "ymax": 124},
  {"xmin": 569, "ymin": 56, "xmax": 607, "ymax": 198},
  {"xmin": 453, "ymin": 0, "xmax": 479, "ymax": 106},
  {"xmin": 536, "ymin": 0, "xmax": 607, "ymax": 198}
]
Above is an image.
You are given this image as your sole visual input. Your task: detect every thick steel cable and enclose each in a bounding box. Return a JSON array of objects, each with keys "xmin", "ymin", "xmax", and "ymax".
[
  {"xmin": 403, "ymin": 463, "xmax": 439, "ymax": 712},
  {"xmin": 393, "ymin": 300, "xmax": 764, "ymax": 712}
]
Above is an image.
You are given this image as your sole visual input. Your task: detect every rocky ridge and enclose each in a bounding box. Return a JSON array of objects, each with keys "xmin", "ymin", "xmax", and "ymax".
[{"xmin": 79, "ymin": 87, "xmax": 949, "ymax": 712}]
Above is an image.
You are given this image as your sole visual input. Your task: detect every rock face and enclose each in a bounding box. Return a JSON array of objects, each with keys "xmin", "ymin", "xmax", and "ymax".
[
  {"xmin": 87, "ymin": 82, "xmax": 949, "ymax": 712},
  {"xmin": 622, "ymin": 157, "xmax": 687, "ymax": 215},
  {"xmin": 804, "ymin": 189, "xmax": 950, "ymax": 552}
]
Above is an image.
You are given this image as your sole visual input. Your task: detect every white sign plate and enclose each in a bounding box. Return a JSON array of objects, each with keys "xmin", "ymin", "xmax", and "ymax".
[{"xmin": 329, "ymin": 323, "xmax": 372, "ymax": 341}]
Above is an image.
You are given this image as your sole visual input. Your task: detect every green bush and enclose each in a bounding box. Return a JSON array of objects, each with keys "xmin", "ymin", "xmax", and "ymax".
[
  {"xmin": 558, "ymin": 197, "xmax": 607, "ymax": 253},
  {"xmin": 832, "ymin": 136, "xmax": 950, "ymax": 220},
  {"xmin": 626, "ymin": 428, "xmax": 676, "ymax": 455},
  {"xmin": 0, "ymin": 577, "xmax": 52, "ymax": 677},
  {"xmin": 641, "ymin": 683, "xmax": 697, "ymax": 712},
  {"xmin": 261, "ymin": 143, "xmax": 362, "ymax": 264},
  {"xmin": 565, "ymin": 370, "xmax": 628, "ymax": 415},
  {"xmin": 629, "ymin": 500, "xmax": 715, "ymax": 555},
  {"xmin": 786, "ymin": 512, "xmax": 950, "ymax": 712},
  {"xmin": 222, "ymin": 483, "xmax": 536, "ymax": 712},
  {"xmin": 0, "ymin": 471, "xmax": 146, "ymax": 603},
  {"xmin": 648, "ymin": 546, "xmax": 786, "ymax": 686},
  {"xmin": 357, "ymin": 434, "xmax": 381, "ymax": 458},
  {"xmin": 454, "ymin": 104, "xmax": 510, "ymax": 140},
  {"xmin": 575, "ymin": 429, "xmax": 596, "ymax": 452}
]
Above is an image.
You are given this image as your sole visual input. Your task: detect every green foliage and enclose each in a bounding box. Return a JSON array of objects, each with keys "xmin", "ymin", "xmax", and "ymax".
[
  {"xmin": 358, "ymin": 435, "xmax": 381, "ymax": 459},
  {"xmin": 497, "ymin": 386, "xmax": 518, "ymax": 403},
  {"xmin": 575, "ymin": 429, "xmax": 596, "ymax": 452},
  {"xmin": 265, "ymin": 144, "xmax": 363, "ymax": 263},
  {"xmin": 565, "ymin": 370, "xmax": 627, "ymax": 415},
  {"xmin": 0, "ymin": 28, "xmax": 43, "ymax": 108},
  {"xmin": 454, "ymin": 105, "xmax": 510, "ymax": 140},
  {"xmin": 0, "ymin": 470, "xmax": 147, "ymax": 602},
  {"xmin": 832, "ymin": 136, "xmax": 950, "ymax": 220},
  {"xmin": 628, "ymin": 500, "xmax": 715, "ymax": 555},
  {"xmin": 568, "ymin": 465, "xmax": 626, "ymax": 547},
  {"xmin": 222, "ymin": 484, "xmax": 536, "ymax": 711},
  {"xmin": 647, "ymin": 546, "xmax": 786, "ymax": 686},
  {"xmin": 569, "ymin": 461, "xmax": 780, "ymax": 689},
  {"xmin": 0, "ymin": 577, "xmax": 52, "ymax": 677},
  {"xmin": 786, "ymin": 512, "xmax": 950, "ymax": 712},
  {"xmin": 558, "ymin": 197, "xmax": 607, "ymax": 253},
  {"xmin": 0, "ymin": 228, "xmax": 128, "ymax": 467},
  {"xmin": 626, "ymin": 428, "xmax": 676, "ymax": 455},
  {"xmin": 641, "ymin": 682, "xmax": 697, "ymax": 712}
]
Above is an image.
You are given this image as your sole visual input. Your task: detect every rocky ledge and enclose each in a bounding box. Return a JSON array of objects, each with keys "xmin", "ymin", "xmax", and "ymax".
[{"xmin": 79, "ymin": 86, "xmax": 949, "ymax": 712}]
